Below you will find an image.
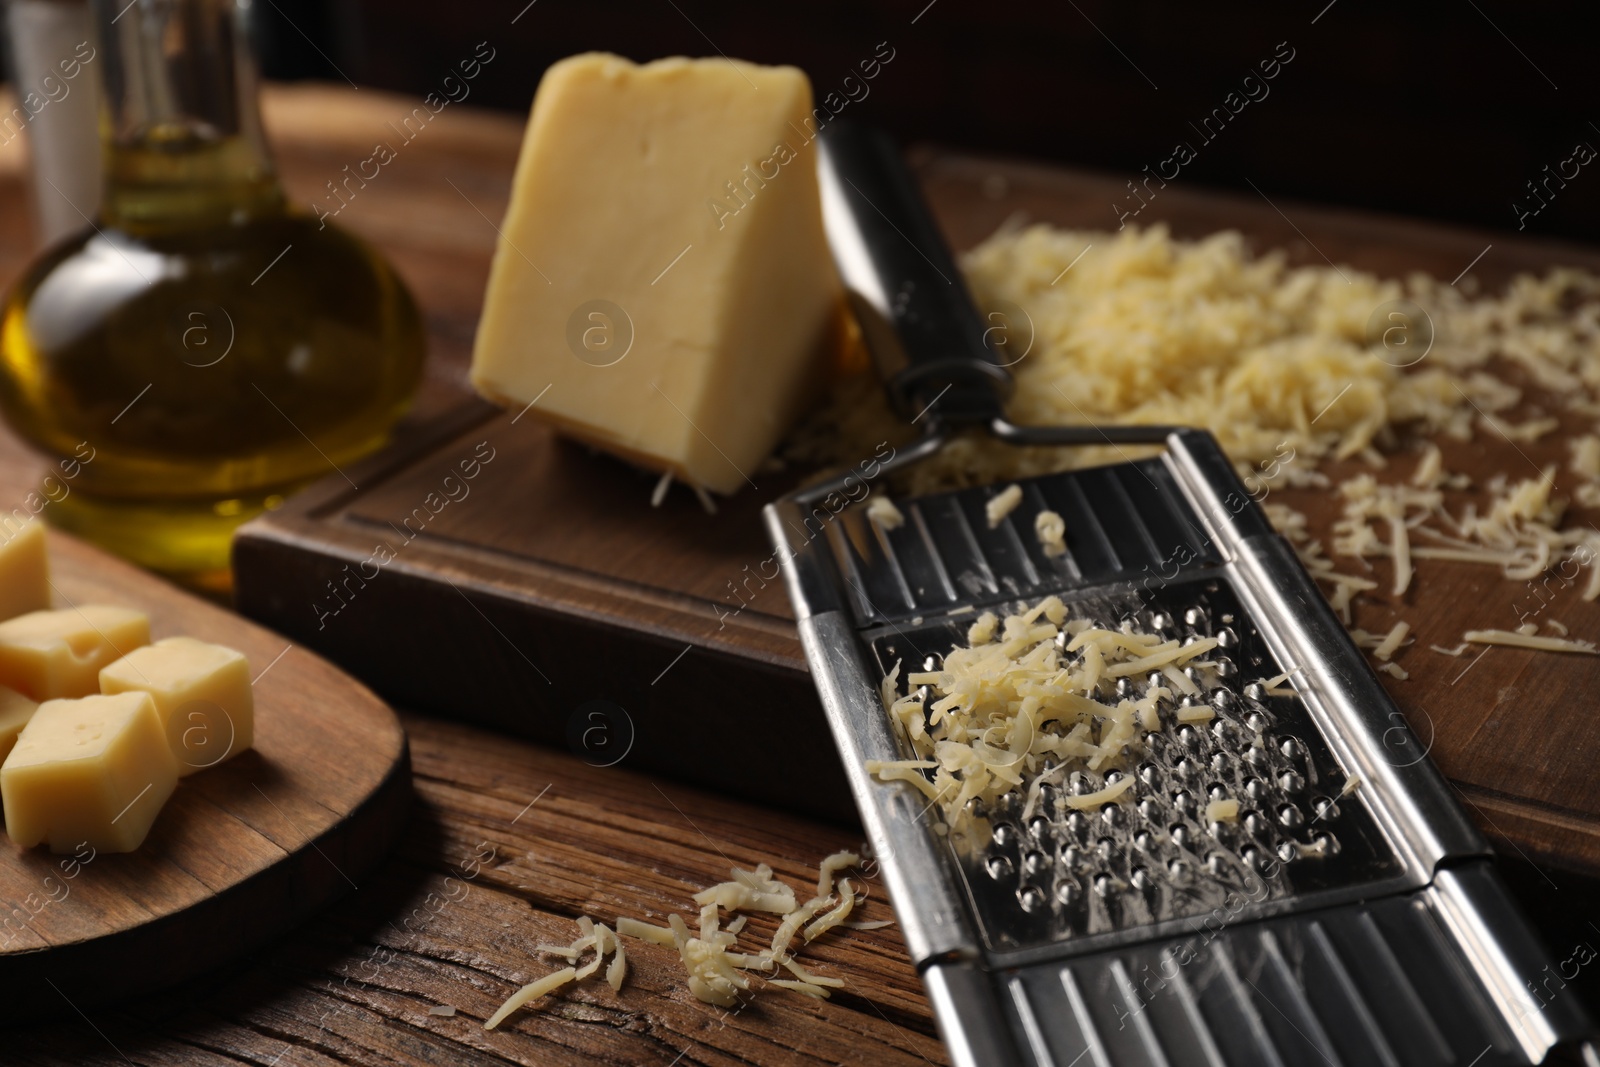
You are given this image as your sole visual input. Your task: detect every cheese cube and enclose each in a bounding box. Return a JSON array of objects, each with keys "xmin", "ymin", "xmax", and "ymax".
[
  {"xmin": 100, "ymin": 637, "xmax": 253, "ymax": 776},
  {"xmin": 0, "ymin": 684, "xmax": 38, "ymax": 764},
  {"xmin": 1, "ymin": 692, "xmax": 178, "ymax": 853},
  {"xmin": 470, "ymin": 52, "xmax": 842, "ymax": 495},
  {"xmin": 0, "ymin": 519, "xmax": 50, "ymax": 622},
  {"xmin": 0, "ymin": 605, "xmax": 150, "ymax": 701}
]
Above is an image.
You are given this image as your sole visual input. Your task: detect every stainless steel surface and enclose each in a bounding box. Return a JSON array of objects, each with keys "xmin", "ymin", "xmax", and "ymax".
[
  {"xmin": 980, "ymin": 861, "xmax": 1580, "ymax": 1067},
  {"xmin": 864, "ymin": 570, "xmax": 1411, "ymax": 964},
  {"xmin": 990, "ymin": 417, "xmax": 1182, "ymax": 447},
  {"xmin": 816, "ymin": 123, "xmax": 1009, "ymax": 424},
  {"xmin": 789, "ymin": 609, "xmax": 975, "ymax": 965},
  {"xmin": 768, "ymin": 445, "xmax": 1597, "ymax": 1063},
  {"xmin": 1162, "ymin": 430, "xmax": 1485, "ymax": 887},
  {"xmin": 787, "ymin": 428, "xmax": 948, "ymax": 510},
  {"xmin": 924, "ymin": 963, "xmax": 1026, "ymax": 1067},
  {"xmin": 774, "ymin": 124, "xmax": 1596, "ymax": 1065},
  {"xmin": 1430, "ymin": 864, "xmax": 1595, "ymax": 1062}
]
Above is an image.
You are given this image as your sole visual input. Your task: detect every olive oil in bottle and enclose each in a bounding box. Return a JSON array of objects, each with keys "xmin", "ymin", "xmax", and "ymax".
[{"xmin": 0, "ymin": 0, "xmax": 425, "ymax": 591}]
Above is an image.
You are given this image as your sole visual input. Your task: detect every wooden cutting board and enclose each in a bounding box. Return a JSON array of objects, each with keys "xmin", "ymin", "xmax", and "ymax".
[
  {"xmin": 0, "ymin": 528, "xmax": 410, "ymax": 1019},
  {"xmin": 232, "ymin": 145, "xmax": 1600, "ymax": 877}
]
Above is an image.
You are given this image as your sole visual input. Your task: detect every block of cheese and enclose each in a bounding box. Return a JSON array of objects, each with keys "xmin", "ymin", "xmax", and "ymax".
[
  {"xmin": 470, "ymin": 52, "xmax": 842, "ymax": 495},
  {"xmin": 0, "ymin": 519, "xmax": 50, "ymax": 622},
  {"xmin": 1, "ymin": 691, "xmax": 178, "ymax": 853},
  {"xmin": 0, "ymin": 605, "xmax": 150, "ymax": 701},
  {"xmin": 100, "ymin": 637, "xmax": 253, "ymax": 776},
  {"xmin": 0, "ymin": 684, "xmax": 38, "ymax": 765}
]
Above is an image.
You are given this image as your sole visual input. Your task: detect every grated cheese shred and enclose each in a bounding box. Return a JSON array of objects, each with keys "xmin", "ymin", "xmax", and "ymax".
[
  {"xmin": 486, "ymin": 852, "xmax": 887, "ymax": 1029},
  {"xmin": 1463, "ymin": 629, "xmax": 1600, "ymax": 654},
  {"xmin": 1373, "ymin": 621, "xmax": 1411, "ymax": 661},
  {"xmin": 484, "ymin": 968, "xmax": 578, "ymax": 1031},
  {"xmin": 871, "ymin": 596, "xmax": 1232, "ymax": 834}
]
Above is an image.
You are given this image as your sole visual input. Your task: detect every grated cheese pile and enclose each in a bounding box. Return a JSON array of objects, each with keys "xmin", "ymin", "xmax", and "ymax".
[
  {"xmin": 484, "ymin": 852, "xmax": 882, "ymax": 1029},
  {"xmin": 796, "ymin": 222, "xmax": 1600, "ymax": 491},
  {"xmin": 792, "ymin": 222, "xmax": 1600, "ymax": 666},
  {"xmin": 868, "ymin": 595, "xmax": 1219, "ymax": 834}
]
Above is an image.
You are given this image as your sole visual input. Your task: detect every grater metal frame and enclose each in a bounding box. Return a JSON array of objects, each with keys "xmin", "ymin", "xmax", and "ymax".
[
  {"xmin": 767, "ymin": 124, "xmax": 1600, "ymax": 1066},
  {"xmin": 766, "ymin": 432, "xmax": 1596, "ymax": 1065}
]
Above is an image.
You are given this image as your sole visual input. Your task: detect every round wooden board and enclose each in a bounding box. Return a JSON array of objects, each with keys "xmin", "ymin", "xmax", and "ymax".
[{"xmin": 0, "ymin": 528, "xmax": 410, "ymax": 1019}]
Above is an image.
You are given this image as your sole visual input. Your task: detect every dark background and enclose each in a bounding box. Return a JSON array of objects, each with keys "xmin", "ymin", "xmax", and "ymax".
[
  {"xmin": 1, "ymin": 1, "xmax": 1593, "ymax": 242},
  {"xmin": 244, "ymin": 0, "xmax": 1600, "ymax": 244}
]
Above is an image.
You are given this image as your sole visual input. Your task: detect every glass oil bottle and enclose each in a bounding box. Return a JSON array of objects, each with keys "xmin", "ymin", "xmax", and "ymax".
[{"xmin": 0, "ymin": 0, "xmax": 425, "ymax": 591}]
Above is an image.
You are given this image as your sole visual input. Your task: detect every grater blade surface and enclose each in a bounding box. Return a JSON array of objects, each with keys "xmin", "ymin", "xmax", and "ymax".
[{"xmin": 866, "ymin": 575, "xmax": 1401, "ymax": 958}]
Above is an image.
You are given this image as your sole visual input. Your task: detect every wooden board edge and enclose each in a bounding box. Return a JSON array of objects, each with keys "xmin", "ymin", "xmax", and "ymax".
[
  {"xmin": 234, "ymin": 508, "xmax": 809, "ymax": 674},
  {"xmin": 231, "ymin": 524, "xmax": 855, "ymax": 825},
  {"xmin": 0, "ymin": 741, "xmax": 412, "ymax": 1019}
]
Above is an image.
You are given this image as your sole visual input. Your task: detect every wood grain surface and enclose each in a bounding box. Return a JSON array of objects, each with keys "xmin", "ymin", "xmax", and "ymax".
[
  {"xmin": 5, "ymin": 713, "xmax": 940, "ymax": 1066},
  {"xmin": 0, "ymin": 529, "xmax": 410, "ymax": 1020},
  {"xmin": 231, "ymin": 399, "xmax": 853, "ymax": 822}
]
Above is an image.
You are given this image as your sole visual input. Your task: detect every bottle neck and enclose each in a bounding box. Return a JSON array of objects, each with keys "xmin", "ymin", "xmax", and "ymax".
[{"xmin": 94, "ymin": 0, "xmax": 284, "ymax": 232}]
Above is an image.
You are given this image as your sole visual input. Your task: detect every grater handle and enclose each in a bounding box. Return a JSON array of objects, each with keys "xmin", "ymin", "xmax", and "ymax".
[{"xmin": 816, "ymin": 123, "xmax": 1012, "ymax": 425}]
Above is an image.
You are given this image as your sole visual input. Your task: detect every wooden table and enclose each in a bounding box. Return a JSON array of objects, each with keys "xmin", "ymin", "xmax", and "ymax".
[{"xmin": 0, "ymin": 83, "xmax": 1596, "ymax": 1064}]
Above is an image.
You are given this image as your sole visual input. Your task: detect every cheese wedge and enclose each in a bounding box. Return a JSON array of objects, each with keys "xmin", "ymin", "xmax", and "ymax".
[
  {"xmin": 100, "ymin": 637, "xmax": 253, "ymax": 775},
  {"xmin": 470, "ymin": 52, "xmax": 842, "ymax": 495},
  {"xmin": 0, "ymin": 605, "xmax": 150, "ymax": 701},
  {"xmin": 2, "ymin": 692, "xmax": 179, "ymax": 853},
  {"xmin": 0, "ymin": 519, "xmax": 50, "ymax": 622}
]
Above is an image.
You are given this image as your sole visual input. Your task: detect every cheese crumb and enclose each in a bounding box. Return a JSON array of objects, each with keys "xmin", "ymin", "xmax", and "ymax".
[
  {"xmin": 1412, "ymin": 443, "xmax": 1444, "ymax": 488},
  {"xmin": 866, "ymin": 495, "xmax": 905, "ymax": 530},
  {"xmin": 816, "ymin": 851, "xmax": 860, "ymax": 897},
  {"xmin": 650, "ymin": 470, "xmax": 673, "ymax": 508},
  {"xmin": 1035, "ymin": 509, "xmax": 1067, "ymax": 556},
  {"xmin": 967, "ymin": 612, "xmax": 998, "ymax": 645},
  {"xmin": 1206, "ymin": 798, "xmax": 1240, "ymax": 823},
  {"xmin": 986, "ymin": 484, "xmax": 1023, "ymax": 527},
  {"xmin": 1570, "ymin": 435, "xmax": 1600, "ymax": 479},
  {"xmin": 693, "ymin": 864, "xmax": 797, "ymax": 914}
]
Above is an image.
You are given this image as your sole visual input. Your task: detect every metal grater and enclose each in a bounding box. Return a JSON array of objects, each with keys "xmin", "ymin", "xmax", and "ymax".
[{"xmin": 765, "ymin": 125, "xmax": 1599, "ymax": 1067}]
